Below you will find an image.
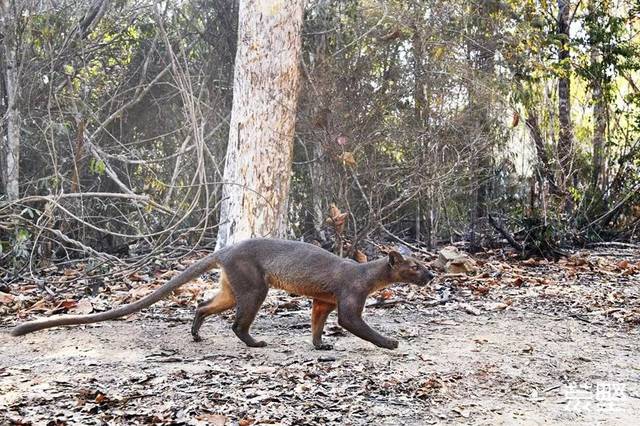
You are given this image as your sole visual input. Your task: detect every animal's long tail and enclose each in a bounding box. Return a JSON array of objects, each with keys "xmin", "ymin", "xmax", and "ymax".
[{"xmin": 11, "ymin": 253, "xmax": 220, "ymax": 336}]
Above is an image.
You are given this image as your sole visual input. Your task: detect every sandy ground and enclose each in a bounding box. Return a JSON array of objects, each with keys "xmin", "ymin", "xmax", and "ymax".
[{"xmin": 1, "ymin": 294, "xmax": 639, "ymax": 425}]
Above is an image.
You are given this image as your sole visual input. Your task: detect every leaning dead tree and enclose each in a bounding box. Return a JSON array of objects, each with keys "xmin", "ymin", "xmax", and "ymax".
[{"xmin": 216, "ymin": 0, "xmax": 305, "ymax": 249}]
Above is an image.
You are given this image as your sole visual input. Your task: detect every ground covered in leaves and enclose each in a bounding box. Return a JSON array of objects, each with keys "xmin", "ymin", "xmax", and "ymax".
[{"xmin": 1, "ymin": 246, "xmax": 639, "ymax": 425}]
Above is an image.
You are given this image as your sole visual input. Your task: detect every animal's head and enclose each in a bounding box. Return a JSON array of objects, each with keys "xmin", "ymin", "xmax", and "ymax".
[{"xmin": 387, "ymin": 251, "xmax": 435, "ymax": 286}]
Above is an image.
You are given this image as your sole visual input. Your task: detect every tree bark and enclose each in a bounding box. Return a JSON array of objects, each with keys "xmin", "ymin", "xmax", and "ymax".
[
  {"xmin": 76, "ymin": 0, "xmax": 110, "ymax": 39},
  {"xmin": 557, "ymin": 0, "xmax": 574, "ymax": 186},
  {"xmin": 215, "ymin": 0, "xmax": 304, "ymax": 249},
  {"xmin": 0, "ymin": 0, "xmax": 20, "ymax": 201}
]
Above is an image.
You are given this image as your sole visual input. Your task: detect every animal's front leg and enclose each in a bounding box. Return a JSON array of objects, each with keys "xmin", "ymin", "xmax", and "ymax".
[
  {"xmin": 337, "ymin": 297, "xmax": 398, "ymax": 349},
  {"xmin": 311, "ymin": 299, "xmax": 336, "ymax": 350}
]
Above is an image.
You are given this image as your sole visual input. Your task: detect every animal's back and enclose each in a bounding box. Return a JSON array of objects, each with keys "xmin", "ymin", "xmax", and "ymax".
[{"xmin": 220, "ymin": 239, "xmax": 350, "ymax": 299}]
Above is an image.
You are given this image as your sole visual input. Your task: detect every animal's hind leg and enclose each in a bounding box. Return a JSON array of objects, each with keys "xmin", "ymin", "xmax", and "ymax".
[
  {"xmin": 227, "ymin": 268, "xmax": 268, "ymax": 348},
  {"xmin": 191, "ymin": 272, "xmax": 236, "ymax": 342},
  {"xmin": 232, "ymin": 288, "xmax": 268, "ymax": 347}
]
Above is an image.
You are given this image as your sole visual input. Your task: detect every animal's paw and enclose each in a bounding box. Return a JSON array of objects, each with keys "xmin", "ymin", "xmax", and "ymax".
[
  {"xmin": 380, "ymin": 338, "xmax": 399, "ymax": 350},
  {"xmin": 314, "ymin": 343, "xmax": 334, "ymax": 351}
]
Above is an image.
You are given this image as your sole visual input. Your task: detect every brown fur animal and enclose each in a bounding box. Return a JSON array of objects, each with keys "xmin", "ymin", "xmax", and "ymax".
[{"xmin": 11, "ymin": 239, "xmax": 434, "ymax": 349}]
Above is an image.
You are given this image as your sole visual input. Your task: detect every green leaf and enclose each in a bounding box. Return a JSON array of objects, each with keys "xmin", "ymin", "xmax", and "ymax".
[{"xmin": 16, "ymin": 229, "xmax": 30, "ymax": 242}]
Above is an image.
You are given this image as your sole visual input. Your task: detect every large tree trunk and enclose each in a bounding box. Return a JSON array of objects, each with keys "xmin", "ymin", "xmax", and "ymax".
[
  {"xmin": 0, "ymin": 0, "xmax": 20, "ymax": 201},
  {"xmin": 557, "ymin": 0, "xmax": 574, "ymax": 187},
  {"xmin": 215, "ymin": 0, "xmax": 304, "ymax": 249}
]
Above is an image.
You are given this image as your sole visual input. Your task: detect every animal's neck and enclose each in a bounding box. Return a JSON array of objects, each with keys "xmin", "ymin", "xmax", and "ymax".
[{"xmin": 354, "ymin": 258, "xmax": 393, "ymax": 290}]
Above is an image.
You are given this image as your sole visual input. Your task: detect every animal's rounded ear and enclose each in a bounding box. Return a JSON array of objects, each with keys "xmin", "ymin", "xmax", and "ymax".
[{"xmin": 388, "ymin": 251, "xmax": 404, "ymax": 267}]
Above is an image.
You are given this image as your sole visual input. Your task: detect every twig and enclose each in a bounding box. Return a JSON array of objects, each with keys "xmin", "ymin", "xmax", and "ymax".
[
  {"xmin": 582, "ymin": 182, "xmax": 640, "ymax": 229},
  {"xmin": 459, "ymin": 303, "xmax": 481, "ymax": 316},
  {"xmin": 569, "ymin": 313, "xmax": 592, "ymax": 323},
  {"xmin": 0, "ymin": 192, "xmax": 152, "ymax": 212},
  {"xmin": 366, "ymin": 299, "xmax": 415, "ymax": 308},
  {"xmin": 542, "ymin": 384, "xmax": 562, "ymax": 394},
  {"xmin": 379, "ymin": 225, "xmax": 432, "ymax": 255},
  {"xmin": 488, "ymin": 214, "xmax": 524, "ymax": 253},
  {"xmin": 585, "ymin": 242, "xmax": 640, "ymax": 249}
]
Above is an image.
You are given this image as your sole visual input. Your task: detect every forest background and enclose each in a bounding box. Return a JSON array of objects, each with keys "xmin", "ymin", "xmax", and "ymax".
[{"xmin": 1, "ymin": 0, "xmax": 639, "ymax": 272}]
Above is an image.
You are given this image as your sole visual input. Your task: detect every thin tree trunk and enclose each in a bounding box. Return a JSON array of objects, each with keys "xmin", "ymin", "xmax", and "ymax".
[
  {"xmin": 591, "ymin": 77, "xmax": 606, "ymax": 191},
  {"xmin": 311, "ymin": 138, "xmax": 327, "ymax": 238},
  {"xmin": 412, "ymin": 16, "xmax": 434, "ymax": 248},
  {"xmin": 216, "ymin": 0, "xmax": 304, "ymax": 249},
  {"xmin": 471, "ymin": 0, "xmax": 496, "ymax": 224},
  {"xmin": 557, "ymin": 0, "xmax": 574, "ymax": 186},
  {"xmin": 0, "ymin": 0, "xmax": 20, "ymax": 201},
  {"xmin": 588, "ymin": 0, "xmax": 607, "ymax": 193},
  {"xmin": 412, "ymin": 16, "xmax": 425, "ymax": 244},
  {"xmin": 309, "ymin": 0, "xmax": 333, "ymax": 240},
  {"xmin": 525, "ymin": 112, "xmax": 558, "ymax": 193}
]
